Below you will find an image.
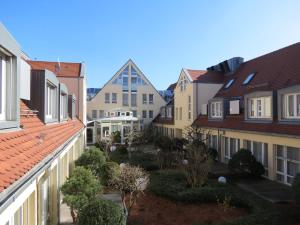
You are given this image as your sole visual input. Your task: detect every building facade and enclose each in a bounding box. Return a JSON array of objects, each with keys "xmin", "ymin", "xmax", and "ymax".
[
  {"xmin": 87, "ymin": 59, "xmax": 166, "ymax": 143},
  {"xmin": 194, "ymin": 43, "xmax": 300, "ymax": 186},
  {"xmin": 0, "ymin": 23, "xmax": 85, "ymax": 225},
  {"xmin": 153, "ymin": 68, "xmax": 225, "ymax": 138}
]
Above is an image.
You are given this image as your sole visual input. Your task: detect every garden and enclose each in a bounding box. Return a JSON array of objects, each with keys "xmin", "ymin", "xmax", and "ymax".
[{"xmin": 61, "ymin": 126, "xmax": 300, "ymax": 225}]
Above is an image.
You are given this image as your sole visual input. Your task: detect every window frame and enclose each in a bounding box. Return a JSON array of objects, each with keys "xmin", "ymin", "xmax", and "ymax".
[
  {"xmin": 59, "ymin": 83, "xmax": 68, "ymax": 122},
  {"xmin": 149, "ymin": 94, "xmax": 154, "ymax": 104},
  {"xmin": 142, "ymin": 93, "xmax": 147, "ymax": 104},
  {"xmin": 142, "ymin": 110, "xmax": 147, "ymax": 119},
  {"xmin": 111, "ymin": 93, "xmax": 117, "ymax": 104},
  {"xmin": 244, "ymin": 91, "xmax": 273, "ymax": 122},
  {"xmin": 210, "ymin": 101, "xmax": 223, "ymax": 118},
  {"xmin": 284, "ymin": 93, "xmax": 300, "ymax": 119},
  {"xmin": 122, "ymin": 93, "xmax": 129, "ymax": 106},
  {"xmin": 45, "ymin": 82, "xmax": 57, "ymax": 120},
  {"xmin": 105, "ymin": 93, "xmax": 110, "ymax": 103},
  {"xmin": 149, "ymin": 110, "xmax": 153, "ymax": 119}
]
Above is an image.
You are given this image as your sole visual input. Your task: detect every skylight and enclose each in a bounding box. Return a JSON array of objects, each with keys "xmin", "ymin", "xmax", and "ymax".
[
  {"xmin": 243, "ymin": 72, "xmax": 256, "ymax": 85},
  {"xmin": 224, "ymin": 79, "xmax": 234, "ymax": 89}
]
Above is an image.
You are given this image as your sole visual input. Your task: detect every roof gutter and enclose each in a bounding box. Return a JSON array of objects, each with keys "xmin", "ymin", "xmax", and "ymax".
[{"xmin": 0, "ymin": 127, "xmax": 85, "ymax": 213}]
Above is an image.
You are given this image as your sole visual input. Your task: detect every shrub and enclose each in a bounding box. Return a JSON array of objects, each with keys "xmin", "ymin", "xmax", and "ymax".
[
  {"xmin": 75, "ymin": 147, "xmax": 107, "ymax": 179},
  {"xmin": 101, "ymin": 161, "xmax": 120, "ymax": 186},
  {"xmin": 110, "ymin": 146, "xmax": 129, "ymax": 164},
  {"xmin": 182, "ymin": 143, "xmax": 213, "ymax": 187},
  {"xmin": 129, "ymin": 152, "xmax": 159, "ymax": 171},
  {"xmin": 149, "ymin": 170, "xmax": 279, "ymax": 225},
  {"xmin": 77, "ymin": 198, "xmax": 125, "ymax": 225},
  {"xmin": 110, "ymin": 164, "xmax": 149, "ymax": 215},
  {"xmin": 61, "ymin": 167, "xmax": 102, "ymax": 225},
  {"xmin": 293, "ymin": 173, "xmax": 300, "ymax": 206},
  {"xmin": 111, "ymin": 131, "xmax": 121, "ymax": 144},
  {"xmin": 208, "ymin": 147, "xmax": 218, "ymax": 161},
  {"xmin": 228, "ymin": 149, "xmax": 265, "ymax": 177}
]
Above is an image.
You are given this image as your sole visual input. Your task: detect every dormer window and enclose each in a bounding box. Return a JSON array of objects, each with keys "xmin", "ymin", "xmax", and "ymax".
[
  {"xmin": 224, "ymin": 79, "xmax": 234, "ymax": 89},
  {"xmin": 60, "ymin": 93, "xmax": 67, "ymax": 120},
  {"xmin": 243, "ymin": 72, "xmax": 255, "ymax": 85},
  {"xmin": 46, "ymin": 83, "xmax": 57, "ymax": 119},
  {"xmin": 248, "ymin": 97, "xmax": 271, "ymax": 118},
  {"xmin": 0, "ymin": 55, "xmax": 6, "ymax": 121},
  {"xmin": 211, "ymin": 101, "xmax": 222, "ymax": 118},
  {"xmin": 284, "ymin": 93, "xmax": 300, "ymax": 119}
]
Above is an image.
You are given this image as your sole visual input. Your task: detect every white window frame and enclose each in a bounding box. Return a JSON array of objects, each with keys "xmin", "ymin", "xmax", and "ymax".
[
  {"xmin": 142, "ymin": 94, "xmax": 147, "ymax": 104},
  {"xmin": 105, "ymin": 93, "xmax": 110, "ymax": 103},
  {"xmin": 224, "ymin": 137, "xmax": 239, "ymax": 161},
  {"xmin": 111, "ymin": 93, "xmax": 117, "ymax": 103},
  {"xmin": 46, "ymin": 83, "xmax": 57, "ymax": 119},
  {"xmin": 92, "ymin": 110, "xmax": 97, "ymax": 119},
  {"xmin": 248, "ymin": 96, "xmax": 271, "ymax": 119},
  {"xmin": 122, "ymin": 93, "xmax": 128, "ymax": 106},
  {"xmin": 149, "ymin": 94, "xmax": 154, "ymax": 104},
  {"xmin": 60, "ymin": 93, "xmax": 67, "ymax": 120},
  {"xmin": 0, "ymin": 55, "xmax": 6, "ymax": 121},
  {"xmin": 211, "ymin": 101, "xmax": 222, "ymax": 118},
  {"xmin": 284, "ymin": 93, "xmax": 300, "ymax": 119},
  {"xmin": 276, "ymin": 145, "xmax": 300, "ymax": 185}
]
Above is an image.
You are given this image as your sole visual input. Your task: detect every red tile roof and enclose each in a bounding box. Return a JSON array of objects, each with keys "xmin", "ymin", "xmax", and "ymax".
[
  {"xmin": 185, "ymin": 69, "xmax": 224, "ymax": 83},
  {"xmin": 194, "ymin": 42, "xmax": 300, "ymax": 137},
  {"xmin": 27, "ymin": 60, "xmax": 82, "ymax": 78},
  {"xmin": 215, "ymin": 42, "xmax": 300, "ymax": 98},
  {"xmin": 0, "ymin": 100, "xmax": 84, "ymax": 192}
]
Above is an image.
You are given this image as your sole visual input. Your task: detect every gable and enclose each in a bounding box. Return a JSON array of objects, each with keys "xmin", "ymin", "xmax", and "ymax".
[
  {"xmin": 175, "ymin": 70, "xmax": 191, "ymax": 90},
  {"xmin": 90, "ymin": 59, "xmax": 166, "ymax": 103}
]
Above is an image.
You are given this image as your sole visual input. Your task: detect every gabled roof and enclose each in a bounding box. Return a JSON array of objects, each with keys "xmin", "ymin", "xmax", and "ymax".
[
  {"xmin": 0, "ymin": 100, "xmax": 84, "ymax": 193},
  {"xmin": 183, "ymin": 69, "xmax": 224, "ymax": 83},
  {"xmin": 215, "ymin": 42, "xmax": 300, "ymax": 98},
  {"xmin": 193, "ymin": 42, "xmax": 300, "ymax": 137},
  {"xmin": 27, "ymin": 60, "xmax": 83, "ymax": 78},
  {"xmin": 167, "ymin": 83, "xmax": 177, "ymax": 91}
]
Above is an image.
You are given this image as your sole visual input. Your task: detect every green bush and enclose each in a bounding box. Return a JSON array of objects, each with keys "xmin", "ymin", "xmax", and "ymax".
[
  {"xmin": 228, "ymin": 149, "xmax": 265, "ymax": 177},
  {"xmin": 110, "ymin": 147, "xmax": 129, "ymax": 164},
  {"xmin": 293, "ymin": 173, "xmax": 300, "ymax": 206},
  {"xmin": 61, "ymin": 167, "xmax": 102, "ymax": 224},
  {"xmin": 77, "ymin": 198, "xmax": 125, "ymax": 225},
  {"xmin": 101, "ymin": 161, "xmax": 120, "ymax": 186},
  {"xmin": 75, "ymin": 147, "xmax": 107, "ymax": 179},
  {"xmin": 129, "ymin": 152, "xmax": 159, "ymax": 171},
  {"xmin": 149, "ymin": 170, "xmax": 278, "ymax": 225}
]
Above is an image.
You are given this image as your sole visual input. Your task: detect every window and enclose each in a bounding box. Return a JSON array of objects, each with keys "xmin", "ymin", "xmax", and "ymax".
[
  {"xmin": 112, "ymin": 93, "xmax": 117, "ymax": 103},
  {"xmin": 210, "ymin": 101, "xmax": 222, "ymax": 118},
  {"xmin": 99, "ymin": 110, "xmax": 104, "ymax": 118},
  {"xmin": 224, "ymin": 137, "xmax": 240, "ymax": 162},
  {"xmin": 188, "ymin": 95, "xmax": 191, "ymax": 120},
  {"xmin": 243, "ymin": 72, "xmax": 255, "ymax": 85},
  {"xmin": 167, "ymin": 107, "xmax": 172, "ymax": 118},
  {"xmin": 149, "ymin": 110, "xmax": 153, "ymax": 119},
  {"xmin": 149, "ymin": 94, "xmax": 154, "ymax": 104},
  {"xmin": 131, "ymin": 93, "xmax": 137, "ymax": 107},
  {"xmin": 131, "ymin": 77, "xmax": 137, "ymax": 91},
  {"xmin": 142, "ymin": 94, "xmax": 147, "ymax": 104},
  {"xmin": 132, "ymin": 110, "xmax": 137, "ymax": 117},
  {"xmin": 122, "ymin": 76, "xmax": 128, "ymax": 91},
  {"xmin": 122, "ymin": 93, "xmax": 128, "ymax": 106},
  {"xmin": 0, "ymin": 56, "xmax": 6, "ymax": 121},
  {"xmin": 244, "ymin": 140, "xmax": 268, "ymax": 176},
  {"xmin": 224, "ymin": 79, "xmax": 234, "ymax": 89},
  {"xmin": 248, "ymin": 97, "xmax": 271, "ymax": 118},
  {"xmin": 92, "ymin": 110, "xmax": 97, "ymax": 119},
  {"xmin": 105, "ymin": 93, "xmax": 110, "ymax": 103},
  {"xmin": 276, "ymin": 145, "xmax": 300, "ymax": 185},
  {"xmin": 284, "ymin": 93, "xmax": 300, "ymax": 118},
  {"xmin": 60, "ymin": 93, "xmax": 68, "ymax": 120},
  {"xmin": 179, "ymin": 107, "xmax": 182, "ymax": 120},
  {"xmin": 46, "ymin": 83, "xmax": 57, "ymax": 119},
  {"xmin": 161, "ymin": 107, "xmax": 166, "ymax": 118},
  {"xmin": 175, "ymin": 108, "xmax": 178, "ymax": 120},
  {"xmin": 142, "ymin": 110, "xmax": 147, "ymax": 119},
  {"xmin": 179, "ymin": 76, "xmax": 188, "ymax": 91}
]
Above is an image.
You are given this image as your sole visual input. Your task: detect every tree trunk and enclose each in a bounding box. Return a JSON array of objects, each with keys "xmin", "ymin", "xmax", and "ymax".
[{"xmin": 70, "ymin": 207, "xmax": 77, "ymax": 225}]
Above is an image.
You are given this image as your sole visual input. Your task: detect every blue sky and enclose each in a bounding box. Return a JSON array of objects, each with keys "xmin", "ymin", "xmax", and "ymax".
[{"xmin": 1, "ymin": 0, "xmax": 300, "ymax": 89}]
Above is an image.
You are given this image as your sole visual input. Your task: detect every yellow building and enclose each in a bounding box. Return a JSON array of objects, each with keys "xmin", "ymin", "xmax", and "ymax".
[
  {"xmin": 0, "ymin": 23, "xmax": 86, "ymax": 225},
  {"xmin": 194, "ymin": 43, "xmax": 300, "ymax": 186},
  {"xmin": 153, "ymin": 68, "xmax": 224, "ymax": 138},
  {"xmin": 87, "ymin": 59, "xmax": 166, "ymax": 143}
]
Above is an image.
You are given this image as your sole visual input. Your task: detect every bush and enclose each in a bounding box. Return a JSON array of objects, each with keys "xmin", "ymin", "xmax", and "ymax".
[
  {"xmin": 149, "ymin": 170, "xmax": 278, "ymax": 225},
  {"xmin": 75, "ymin": 147, "xmax": 107, "ymax": 179},
  {"xmin": 77, "ymin": 198, "xmax": 125, "ymax": 225},
  {"xmin": 129, "ymin": 152, "xmax": 159, "ymax": 171},
  {"xmin": 293, "ymin": 173, "xmax": 300, "ymax": 206},
  {"xmin": 111, "ymin": 131, "xmax": 121, "ymax": 144},
  {"xmin": 101, "ymin": 161, "xmax": 120, "ymax": 186},
  {"xmin": 110, "ymin": 146, "xmax": 129, "ymax": 164},
  {"xmin": 228, "ymin": 149, "xmax": 265, "ymax": 177},
  {"xmin": 61, "ymin": 167, "xmax": 102, "ymax": 225}
]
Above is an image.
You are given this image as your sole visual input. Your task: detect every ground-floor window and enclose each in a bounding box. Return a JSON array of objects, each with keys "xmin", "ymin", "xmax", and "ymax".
[
  {"xmin": 208, "ymin": 135, "xmax": 218, "ymax": 150},
  {"xmin": 224, "ymin": 137, "xmax": 240, "ymax": 162},
  {"xmin": 244, "ymin": 140, "xmax": 268, "ymax": 176},
  {"xmin": 276, "ymin": 145, "xmax": 300, "ymax": 185}
]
